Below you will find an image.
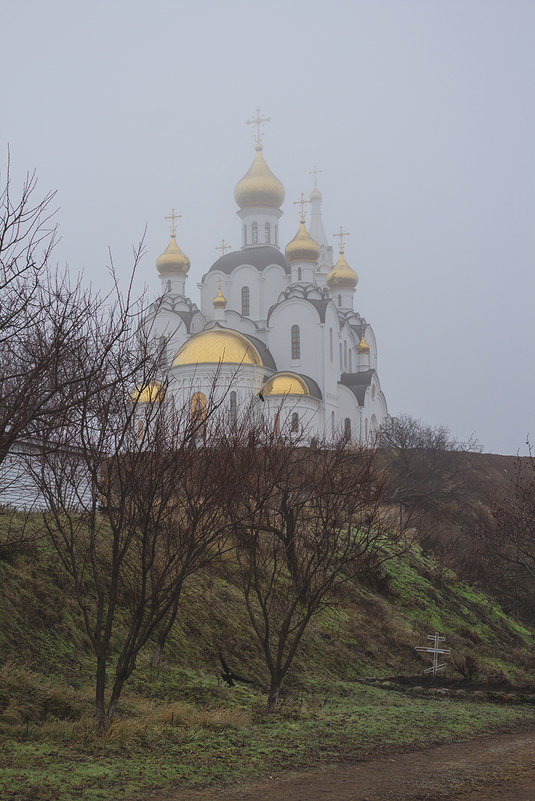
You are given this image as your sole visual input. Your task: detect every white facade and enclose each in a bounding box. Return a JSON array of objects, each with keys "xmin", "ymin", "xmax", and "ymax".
[{"xmin": 147, "ymin": 136, "xmax": 388, "ymax": 443}]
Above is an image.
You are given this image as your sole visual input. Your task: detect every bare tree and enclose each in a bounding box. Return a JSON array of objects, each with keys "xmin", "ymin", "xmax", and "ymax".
[
  {"xmin": 474, "ymin": 446, "xmax": 535, "ymax": 619},
  {"xmin": 376, "ymin": 414, "xmax": 483, "ymax": 560},
  {"xmin": 0, "ymin": 156, "xmax": 150, "ymax": 486},
  {"xmin": 31, "ymin": 355, "xmax": 236, "ymax": 729},
  {"xmin": 224, "ymin": 426, "xmax": 408, "ymax": 711}
]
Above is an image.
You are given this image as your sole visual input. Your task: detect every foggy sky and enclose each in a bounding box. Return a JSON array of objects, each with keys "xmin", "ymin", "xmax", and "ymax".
[{"xmin": 2, "ymin": 0, "xmax": 534, "ymax": 455}]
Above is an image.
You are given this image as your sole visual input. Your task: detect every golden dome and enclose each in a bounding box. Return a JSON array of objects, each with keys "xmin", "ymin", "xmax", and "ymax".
[
  {"xmin": 262, "ymin": 372, "xmax": 309, "ymax": 396},
  {"xmin": 213, "ymin": 285, "xmax": 227, "ymax": 309},
  {"xmin": 234, "ymin": 144, "xmax": 285, "ymax": 209},
  {"xmin": 173, "ymin": 327, "xmax": 263, "ymax": 367},
  {"xmin": 326, "ymin": 250, "xmax": 359, "ymax": 289},
  {"xmin": 310, "ymin": 186, "xmax": 322, "ymax": 200},
  {"xmin": 285, "ymin": 219, "xmax": 321, "ymax": 264},
  {"xmin": 156, "ymin": 233, "xmax": 190, "ymax": 276},
  {"xmin": 357, "ymin": 331, "xmax": 370, "ymax": 354},
  {"xmin": 131, "ymin": 381, "xmax": 166, "ymax": 404}
]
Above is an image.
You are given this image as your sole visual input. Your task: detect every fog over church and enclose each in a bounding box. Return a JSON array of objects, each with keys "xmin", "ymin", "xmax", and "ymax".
[{"xmin": 144, "ymin": 111, "xmax": 387, "ymax": 441}]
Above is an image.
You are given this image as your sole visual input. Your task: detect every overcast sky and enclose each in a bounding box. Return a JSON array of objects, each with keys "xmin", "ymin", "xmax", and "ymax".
[{"xmin": 2, "ymin": 0, "xmax": 533, "ymax": 455}]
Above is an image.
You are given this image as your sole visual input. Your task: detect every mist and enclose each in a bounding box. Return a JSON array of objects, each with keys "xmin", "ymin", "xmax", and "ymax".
[{"xmin": 2, "ymin": 0, "xmax": 533, "ymax": 455}]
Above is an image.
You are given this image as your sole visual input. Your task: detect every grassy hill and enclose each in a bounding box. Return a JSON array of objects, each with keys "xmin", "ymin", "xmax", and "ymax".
[{"xmin": 1, "ymin": 453, "xmax": 534, "ymax": 800}]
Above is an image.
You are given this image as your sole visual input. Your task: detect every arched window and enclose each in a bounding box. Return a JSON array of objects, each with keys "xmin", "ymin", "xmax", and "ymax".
[
  {"xmin": 191, "ymin": 392, "xmax": 207, "ymax": 422},
  {"xmin": 331, "ymin": 410, "xmax": 335, "ymax": 437},
  {"xmin": 344, "ymin": 417, "xmax": 351, "ymax": 438},
  {"xmin": 241, "ymin": 286, "xmax": 250, "ymax": 316},
  {"xmin": 243, "ymin": 224, "xmax": 247, "ymax": 246},
  {"xmin": 252, "ymin": 222, "xmax": 258, "ymax": 243},
  {"xmin": 349, "ymin": 348, "xmax": 352, "ymax": 372},
  {"xmin": 291, "ymin": 412, "xmax": 299, "ymax": 433},
  {"xmin": 229, "ymin": 391, "xmax": 237, "ymax": 426},
  {"xmin": 339, "ymin": 343, "xmax": 342, "ymax": 369},
  {"xmin": 338, "ymin": 294, "xmax": 342, "ymax": 307},
  {"xmin": 344, "ymin": 341, "xmax": 347, "ymax": 369},
  {"xmin": 137, "ymin": 419, "xmax": 144, "ymax": 440},
  {"xmin": 265, "ymin": 222, "xmax": 270, "ymax": 243},
  {"xmin": 291, "ymin": 324, "xmax": 300, "ymax": 359},
  {"xmin": 274, "ymin": 412, "xmax": 280, "ymax": 435},
  {"xmin": 365, "ymin": 418, "xmax": 368, "ymax": 439},
  {"xmin": 329, "ymin": 328, "xmax": 333, "ymax": 361},
  {"xmin": 297, "ymin": 267, "xmax": 302, "ymax": 281}
]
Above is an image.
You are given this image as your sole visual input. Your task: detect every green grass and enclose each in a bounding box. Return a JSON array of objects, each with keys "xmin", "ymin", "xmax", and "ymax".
[
  {"xmin": 2, "ymin": 675, "xmax": 535, "ymax": 801},
  {"xmin": 2, "ymin": 520, "xmax": 535, "ymax": 800}
]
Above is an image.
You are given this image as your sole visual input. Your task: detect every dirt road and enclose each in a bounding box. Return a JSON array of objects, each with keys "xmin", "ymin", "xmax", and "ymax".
[{"xmin": 154, "ymin": 730, "xmax": 535, "ymax": 801}]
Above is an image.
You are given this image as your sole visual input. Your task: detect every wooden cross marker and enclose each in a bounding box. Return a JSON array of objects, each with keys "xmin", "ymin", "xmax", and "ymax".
[
  {"xmin": 165, "ymin": 208, "xmax": 181, "ymax": 235},
  {"xmin": 216, "ymin": 239, "xmax": 231, "ymax": 257},
  {"xmin": 309, "ymin": 165, "xmax": 323, "ymax": 187},
  {"xmin": 246, "ymin": 108, "xmax": 271, "ymax": 145},
  {"xmin": 294, "ymin": 192, "xmax": 311, "ymax": 221},
  {"xmin": 333, "ymin": 225, "xmax": 350, "ymax": 253},
  {"xmin": 415, "ymin": 633, "xmax": 452, "ymax": 676}
]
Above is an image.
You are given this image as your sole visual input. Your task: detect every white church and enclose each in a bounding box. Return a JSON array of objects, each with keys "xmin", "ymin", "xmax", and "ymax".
[{"xmin": 143, "ymin": 111, "xmax": 388, "ymax": 443}]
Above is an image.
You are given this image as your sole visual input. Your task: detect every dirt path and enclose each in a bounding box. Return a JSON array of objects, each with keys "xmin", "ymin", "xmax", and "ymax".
[{"xmin": 153, "ymin": 730, "xmax": 535, "ymax": 801}]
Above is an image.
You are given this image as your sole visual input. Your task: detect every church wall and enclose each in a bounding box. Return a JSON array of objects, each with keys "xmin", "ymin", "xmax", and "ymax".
[
  {"xmin": 261, "ymin": 265, "xmax": 288, "ymax": 320},
  {"xmin": 144, "ymin": 311, "xmax": 188, "ymax": 365},
  {"xmin": 261, "ymin": 395, "xmax": 322, "ymax": 440},
  {"xmin": 365, "ymin": 326, "xmax": 378, "ymax": 370},
  {"xmin": 169, "ymin": 363, "xmax": 266, "ymax": 417},
  {"xmin": 267, "ymin": 300, "xmax": 325, "ymax": 388},
  {"xmin": 337, "ymin": 384, "xmax": 362, "ymax": 442},
  {"xmin": 323, "ymin": 303, "xmax": 343, "ymax": 406},
  {"xmin": 238, "ymin": 207, "xmax": 282, "ymax": 248},
  {"xmin": 224, "ymin": 265, "xmax": 263, "ymax": 320},
  {"xmin": 218, "ymin": 310, "xmax": 259, "ymax": 337}
]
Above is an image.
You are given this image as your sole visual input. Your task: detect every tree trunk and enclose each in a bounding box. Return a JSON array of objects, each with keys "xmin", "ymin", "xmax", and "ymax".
[
  {"xmin": 95, "ymin": 657, "xmax": 107, "ymax": 731},
  {"xmin": 151, "ymin": 642, "xmax": 162, "ymax": 670},
  {"xmin": 267, "ymin": 682, "xmax": 280, "ymax": 712}
]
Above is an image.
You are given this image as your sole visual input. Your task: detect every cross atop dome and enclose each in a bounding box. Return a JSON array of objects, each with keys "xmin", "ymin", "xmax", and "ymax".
[
  {"xmin": 293, "ymin": 192, "xmax": 311, "ymax": 221},
  {"xmin": 246, "ymin": 108, "xmax": 271, "ymax": 146},
  {"xmin": 333, "ymin": 225, "xmax": 350, "ymax": 253},
  {"xmin": 216, "ymin": 239, "xmax": 231, "ymax": 257},
  {"xmin": 309, "ymin": 165, "xmax": 323, "ymax": 188},
  {"xmin": 164, "ymin": 208, "xmax": 182, "ymax": 236}
]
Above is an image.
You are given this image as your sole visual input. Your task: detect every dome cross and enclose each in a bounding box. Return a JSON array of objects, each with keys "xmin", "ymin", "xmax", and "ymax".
[
  {"xmin": 216, "ymin": 239, "xmax": 232, "ymax": 256},
  {"xmin": 333, "ymin": 225, "xmax": 350, "ymax": 253},
  {"xmin": 165, "ymin": 208, "xmax": 182, "ymax": 236},
  {"xmin": 309, "ymin": 165, "xmax": 323, "ymax": 188},
  {"xmin": 294, "ymin": 192, "xmax": 311, "ymax": 221},
  {"xmin": 246, "ymin": 108, "xmax": 271, "ymax": 146}
]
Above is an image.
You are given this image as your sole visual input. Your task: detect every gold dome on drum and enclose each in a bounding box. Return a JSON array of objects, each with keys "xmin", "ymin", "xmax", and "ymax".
[
  {"xmin": 357, "ymin": 332, "xmax": 370, "ymax": 354},
  {"xmin": 212, "ymin": 285, "xmax": 227, "ymax": 308},
  {"xmin": 234, "ymin": 144, "xmax": 285, "ymax": 209},
  {"xmin": 262, "ymin": 372, "xmax": 309, "ymax": 396},
  {"xmin": 326, "ymin": 249, "xmax": 359, "ymax": 289},
  {"xmin": 285, "ymin": 219, "xmax": 321, "ymax": 264},
  {"xmin": 173, "ymin": 327, "xmax": 263, "ymax": 367},
  {"xmin": 131, "ymin": 381, "xmax": 166, "ymax": 404},
  {"xmin": 156, "ymin": 233, "xmax": 190, "ymax": 275}
]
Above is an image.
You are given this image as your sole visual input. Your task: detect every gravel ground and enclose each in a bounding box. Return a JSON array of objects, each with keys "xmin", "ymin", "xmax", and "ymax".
[{"xmin": 152, "ymin": 729, "xmax": 535, "ymax": 801}]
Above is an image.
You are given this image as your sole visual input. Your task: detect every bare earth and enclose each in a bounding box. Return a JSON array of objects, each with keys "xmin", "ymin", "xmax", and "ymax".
[{"xmin": 153, "ymin": 730, "xmax": 535, "ymax": 801}]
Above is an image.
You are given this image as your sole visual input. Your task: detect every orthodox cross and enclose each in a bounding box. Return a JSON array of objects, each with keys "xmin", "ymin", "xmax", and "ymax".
[
  {"xmin": 333, "ymin": 225, "xmax": 350, "ymax": 252},
  {"xmin": 246, "ymin": 108, "xmax": 271, "ymax": 145},
  {"xmin": 216, "ymin": 239, "xmax": 231, "ymax": 256},
  {"xmin": 415, "ymin": 633, "xmax": 452, "ymax": 676},
  {"xmin": 165, "ymin": 208, "xmax": 181, "ymax": 235},
  {"xmin": 294, "ymin": 192, "xmax": 311, "ymax": 220},
  {"xmin": 309, "ymin": 165, "xmax": 323, "ymax": 187}
]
